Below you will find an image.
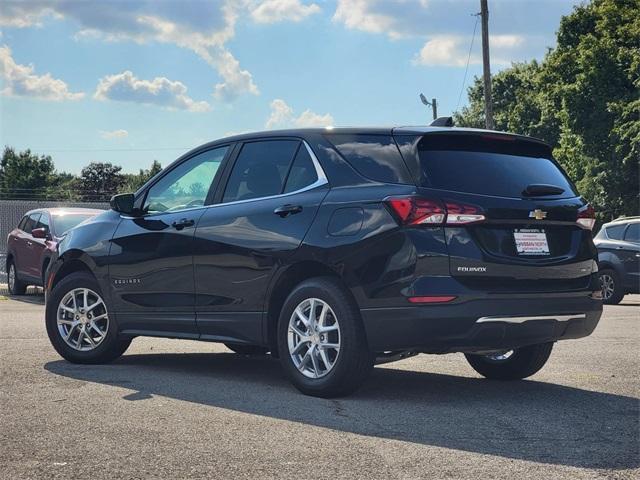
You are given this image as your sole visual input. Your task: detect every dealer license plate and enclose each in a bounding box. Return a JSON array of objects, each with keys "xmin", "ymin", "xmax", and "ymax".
[{"xmin": 514, "ymin": 229, "xmax": 550, "ymax": 255}]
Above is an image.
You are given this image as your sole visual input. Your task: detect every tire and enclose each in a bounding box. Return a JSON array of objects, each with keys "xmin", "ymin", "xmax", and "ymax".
[
  {"xmin": 7, "ymin": 259, "xmax": 27, "ymax": 295},
  {"xmin": 46, "ymin": 272, "xmax": 131, "ymax": 364},
  {"xmin": 600, "ymin": 268, "xmax": 624, "ymax": 305},
  {"xmin": 225, "ymin": 343, "xmax": 269, "ymax": 355},
  {"xmin": 277, "ymin": 277, "xmax": 374, "ymax": 398},
  {"xmin": 465, "ymin": 342, "xmax": 554, "ymax": 380}
]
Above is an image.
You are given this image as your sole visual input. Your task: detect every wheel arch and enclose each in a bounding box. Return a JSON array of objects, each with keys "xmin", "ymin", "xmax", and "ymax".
[
  {"xmin": 49, "ymin": 251, "xmax": 98, "ymax": 291},
  {"xmin": 265, "ymin": 261, "xmax": 346, "ymax": 354},
  {"xmin": 597, "ymin": 260, "xmax": 623, "ymax": 276}
]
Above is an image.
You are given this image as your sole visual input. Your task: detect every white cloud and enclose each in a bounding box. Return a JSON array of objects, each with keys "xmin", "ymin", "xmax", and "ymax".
[
  {"xmin": 413, "ymin": 34, "xmax": 525, "ymax": 67},
  {"xmin": 0, "ymin": 1, "xmax": 258, "ymax": 101},
  {"xmin": 100, "ymin": 129, "xmax": 129, "ymax": 139},
  {"xmin": 94, "ymin": 71, "xmax": 210, "ymax": 112},
  {"xmin": 0, "ymin": 44, "xmax": 83, "ymax": 101},
  {"xmin": 266, "ymin": 99, "xmax": 333, "ymax": 129},
  {"xmin": 250, "ymin": 0, "xmax": 321, "ymax": 24},
  {"xmin": 333, "ymin": 0, "xmax": 430, "ymax": 39},
  {"xmin": 333, "ymin": 0, "xmax": 553, "ymax": 67},
  {"xmin": 0, "ymin": 2, "xmax": 56, "ymax": 28}
]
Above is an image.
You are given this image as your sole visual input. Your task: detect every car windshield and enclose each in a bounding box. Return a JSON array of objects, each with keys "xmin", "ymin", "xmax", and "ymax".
[{"xmin": 52, "ymin": 214, "xmax": 95, "ymax": 236}]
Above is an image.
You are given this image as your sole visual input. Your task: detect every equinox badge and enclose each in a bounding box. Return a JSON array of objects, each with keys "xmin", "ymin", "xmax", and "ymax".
[{"xmin": 529, "ymin": 209, "xmax": 547, "ymax": 220}]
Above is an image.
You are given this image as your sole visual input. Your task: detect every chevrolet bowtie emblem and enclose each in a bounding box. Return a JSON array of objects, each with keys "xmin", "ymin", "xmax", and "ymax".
[{"xmin": 529, "ymin": 209, "xmax": 547, "ymax": 220}]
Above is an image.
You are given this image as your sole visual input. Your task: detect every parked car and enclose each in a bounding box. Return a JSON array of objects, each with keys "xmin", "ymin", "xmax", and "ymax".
[
  {"xmin": 44, "ymin": 123, "xmax": 602, "ymax": 397},
  {"xmin": 6, "ymin": 208, "xmax": 103, "ymax": 294},
  {"xmin": 594, "ymin": 217, "xmax": 640, "ymax": 304}
]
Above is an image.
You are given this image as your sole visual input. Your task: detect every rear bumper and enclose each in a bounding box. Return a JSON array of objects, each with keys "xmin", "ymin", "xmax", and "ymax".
[{"xmin": 360, "ymin": 291, "xmax": 602, "ymax": 353}]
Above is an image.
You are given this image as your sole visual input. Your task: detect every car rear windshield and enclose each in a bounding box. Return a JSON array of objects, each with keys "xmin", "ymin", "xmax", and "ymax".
[
  {"xmin": 417, "ymin": 134, "xmax": 577, "ymax": 199},
  {"xmin": 52, "ymin": 214, "xmax": 95, "ymax": 236}
]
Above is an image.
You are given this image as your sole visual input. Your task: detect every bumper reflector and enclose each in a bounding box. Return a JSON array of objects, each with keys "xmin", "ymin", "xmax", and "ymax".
[{"xmin": 408, "ymin": 295, "xmax": 456, "ymax": 304}]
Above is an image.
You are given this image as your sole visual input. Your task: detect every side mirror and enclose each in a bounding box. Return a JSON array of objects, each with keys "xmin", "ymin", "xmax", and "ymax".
[
  {"xmin": 32, "ymin": 227, "xmax": 51, "ymax": 240},
  {"xmin": 110, "ymin": 193, "xmax": 136, "ymax": 215}
]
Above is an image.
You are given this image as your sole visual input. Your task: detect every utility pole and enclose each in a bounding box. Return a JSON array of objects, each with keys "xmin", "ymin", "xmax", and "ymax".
[
  {"xmin": 419, "ymin": 93, "xmax": 438, "ymax": 121},
  {"xmin": 480, "ymin": 0, "xmax": 494, "ymax": 129}
]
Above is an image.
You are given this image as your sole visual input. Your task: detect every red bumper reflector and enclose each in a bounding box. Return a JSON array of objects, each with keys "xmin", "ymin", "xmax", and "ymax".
[{"xmin": 408, "ymin": 295, "xmax": 457, "ymax": 304}]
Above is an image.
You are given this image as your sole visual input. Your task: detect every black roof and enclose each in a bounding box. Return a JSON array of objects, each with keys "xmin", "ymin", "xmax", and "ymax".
[
  {"xmin": 214, "ymin": 125, "xmax": 549, "ymax": 146},
  {"xmin": 174, "ymin": 125, "xmax": 550, "ymax": 167}
]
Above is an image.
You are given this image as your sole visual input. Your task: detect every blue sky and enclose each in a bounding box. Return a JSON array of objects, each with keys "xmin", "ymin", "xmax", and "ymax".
[{"xmin": 0, "ymin": 0, "xmax": 578, "ymax": 174}]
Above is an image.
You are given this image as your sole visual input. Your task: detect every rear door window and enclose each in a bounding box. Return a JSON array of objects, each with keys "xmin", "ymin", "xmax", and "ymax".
[
  {"xmin": 326, "ymin": 134, "xmax": 413, "ymax": 184},
  {"xmin": 283, "ymin": 145, "xmax": 318, "ymax": 193},
  {"xmin": 417, "ymin": 135, "xmax": 577, "ymax": 199},
  {"xmin": 606, "ymin": 225, "xmax": 626, "ymax": 240},
  {"xmin": 223, "ymin": 140, "xmax": 299, "ymax": 202}
]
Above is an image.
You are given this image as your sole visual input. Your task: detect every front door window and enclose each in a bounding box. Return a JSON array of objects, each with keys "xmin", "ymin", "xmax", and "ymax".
[{"xmin": 144, "ymin": 146, "xmax": 228, "ymax": 214}]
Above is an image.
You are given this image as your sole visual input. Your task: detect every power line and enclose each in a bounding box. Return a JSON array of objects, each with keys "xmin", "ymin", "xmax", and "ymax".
[{"xmin": 455, "ymin": 14, "xmax": 480, "ymax": 114}]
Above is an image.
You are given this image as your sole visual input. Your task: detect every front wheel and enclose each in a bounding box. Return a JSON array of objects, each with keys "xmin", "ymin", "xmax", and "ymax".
[
  {"xmin": 277, "ymin": 277, "xmax": 373, "ymax": 398},
  {"xmin": 46, "ymin": 272, "xmax": 131, "ymax": 364},
  {"xmin": 465, "ymin": 342, "xmax": 553, "ymax": 380}
]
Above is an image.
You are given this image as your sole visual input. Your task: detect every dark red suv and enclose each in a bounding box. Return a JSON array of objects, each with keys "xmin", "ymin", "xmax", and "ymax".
[{"xmin": 6, "ymin": 208, "xmax": 103, "ymax": 294}]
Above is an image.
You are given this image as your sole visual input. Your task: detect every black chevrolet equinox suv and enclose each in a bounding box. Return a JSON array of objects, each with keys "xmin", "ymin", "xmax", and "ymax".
[{"xmin": 44, "ymin": 124, "xmax": 603, "ymax": 397}]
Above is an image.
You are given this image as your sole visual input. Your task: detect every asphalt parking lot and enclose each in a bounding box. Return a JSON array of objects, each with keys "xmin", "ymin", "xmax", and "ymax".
[{"xmin": 0, "ymin": 294, "xmax": 638, "ymax": 479}]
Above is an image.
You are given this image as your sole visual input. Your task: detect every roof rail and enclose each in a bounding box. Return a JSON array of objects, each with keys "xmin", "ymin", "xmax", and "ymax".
[{"xmin": 430, "ymin": 116, "xmax": 454, "ymax": 127}]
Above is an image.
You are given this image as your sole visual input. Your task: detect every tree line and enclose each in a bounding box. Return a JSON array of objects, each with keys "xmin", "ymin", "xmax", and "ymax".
[
  {"xmin": 0, "ymin": 146, "xmax": 162, "ymax": 202},
  {"xmin": 454, "ymin": 0, "xmax": 638, "ymax": 222}
]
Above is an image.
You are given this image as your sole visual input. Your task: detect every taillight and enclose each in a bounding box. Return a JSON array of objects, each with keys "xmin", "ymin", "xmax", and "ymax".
[
  {"xmin": 385, "ymin": 196, "xmax": 485, "ymax": 226},
  {"xmin": 444, "ymin": 202, "xmax": 486, "ymax": 225},
  {"xmin": 385, "ymin": 197, "xmax": 445, "ymax": 225},
  {"xmin": 577, "ymin": 204, "xmax": 596, "ymax": 230}
]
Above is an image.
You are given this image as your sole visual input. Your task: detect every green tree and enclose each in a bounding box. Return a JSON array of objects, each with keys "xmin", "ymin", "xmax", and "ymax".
[
  {"xmin": 0, "ymin": 147, "xmax": 56, "ymax": 199},
  {"xmin": 78, "ymin": 162, "xmax": 125, "ymax": 202},
  {"xmin": 121, "ymin": 160, "xmax": 163, "ymax": 193},
  {"xmin": 455, "ymin": 0, "xmax": 639, "ymax": 221}
]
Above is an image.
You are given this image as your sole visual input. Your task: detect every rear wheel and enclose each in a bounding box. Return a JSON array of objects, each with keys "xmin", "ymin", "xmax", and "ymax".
[
  {"xmin": 465, "ymin": 342, "xmax": 553, "ymax": 380},
  {"xmin": 46, "ymin": 272, "xmax": 131, "ymax": 364},
  {"xmin": 277, "ymin": 277, "xmax": 373, "ymax": 398},
  {"xmin": 224, "ymin": 344, "xmax": 269, "ymax": 355},
  {"xmin": 600, "ymin": 269, "xmax": 624, "ymax": 305},
  {"xmin": 7, "ymin": 260, "xmax": 27, "ymax": 295}
]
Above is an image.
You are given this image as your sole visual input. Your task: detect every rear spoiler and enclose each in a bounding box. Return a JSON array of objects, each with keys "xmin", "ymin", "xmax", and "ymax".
[{"xmin": 430, "ymin": 116, "xmax": 454, "ymax": 127}]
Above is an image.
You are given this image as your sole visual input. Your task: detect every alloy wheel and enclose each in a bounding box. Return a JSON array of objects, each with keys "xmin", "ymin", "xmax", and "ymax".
[
  {"xmin": 288, "ymin": 298, "xmax": 341, "ymax": 379},
  {"xmin": 8, "ymin": 264, "xmax": 15, "ymax": 292},
  {"xmin": 600, "ymin": 274, "xmax": 614, "ymax": 300},
  {"xmin": 57, "ymin": 288, "xmax": 109, "ymax": 351}
]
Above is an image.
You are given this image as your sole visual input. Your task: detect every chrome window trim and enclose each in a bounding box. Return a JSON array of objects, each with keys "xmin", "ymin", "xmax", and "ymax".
[
  {"xmin": 476, "ymin": 313, "xmax": 586, "ymax": 324},
  {"xmin": 123, "ymin": 140, "xmax": 328, "ymax": 219}
]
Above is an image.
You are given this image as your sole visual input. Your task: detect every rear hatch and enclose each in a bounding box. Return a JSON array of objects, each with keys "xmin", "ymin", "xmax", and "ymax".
[{"xmin": 397, "ymin": 131, "xmax": 597, "ymax": 292}]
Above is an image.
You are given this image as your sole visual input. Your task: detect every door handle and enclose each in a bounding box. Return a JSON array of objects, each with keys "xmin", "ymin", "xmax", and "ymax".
[
  {"xmin": 274, "ymin": 204, "xmax": 303, "ymax": 217},
  {"xmin": 26, "ymin": 240, "xmax": 33, "ymax": 246},
  {"xmin": 635, "ymin": 253, "xmax": 640, "ymax": 258},
  {"xmin": 171, "ymin": 218, "xmax": 195, "ymax": 230}
]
